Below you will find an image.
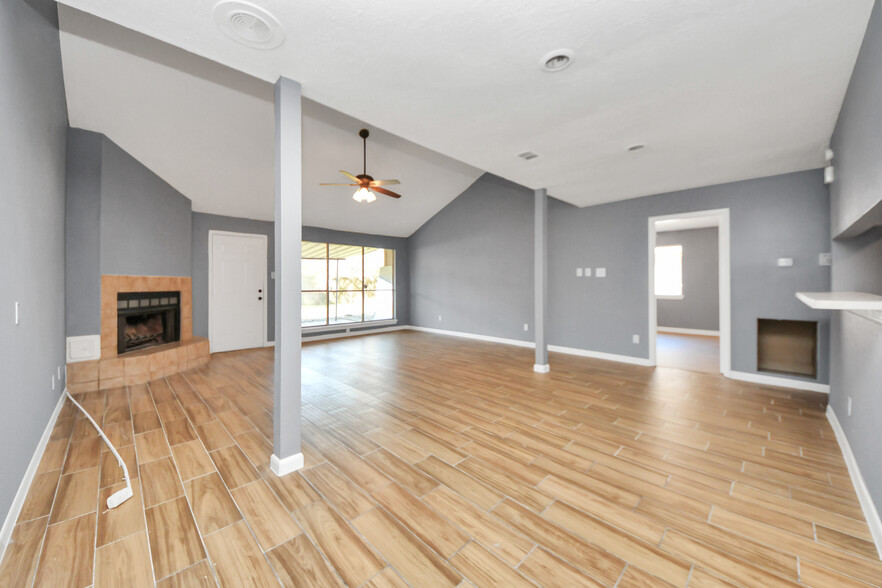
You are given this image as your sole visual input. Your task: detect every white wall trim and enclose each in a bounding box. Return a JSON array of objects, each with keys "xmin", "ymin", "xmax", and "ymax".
[
  {"xmin": 826, "ymin": 405, "xmax": 882, "ymax": 559},
  {"xmin": 649, "ymin": 208, "xmax": 731, "ymax": 377},
  {"xmin": 66, "ymin": 334, "xmax": 101, "ymax": 363},
  {"xmin": 270, "ymin": 452, "xmax": 304, "ymax": 477},
  {"xmin": 0, "ymin": 389, "xmax": 67, "ymax": 563},
  {"xmin": 728, "ymin": 370, "xmax": 829, "ymax": 394},
  {"xmin": 657, "ymin": 327, "xmax": 720, "ymax": 337},
  {"xmin": 533, "ymin": 364, "xmax": 550, "ymax": 373},
  {"xmin": 548, "ymin": 344, "xmax": 654, "ymax": 366},
  {"xmin": 406, "ymin": 326, "xmax": 534, "ymax": 348},
  {"xmin": 303, "ymin": 325, "xmax": 408, "ymax": 343},
  {"xmin": 264, "ymin": 340, "xmax": 275, "ymax": 347}
]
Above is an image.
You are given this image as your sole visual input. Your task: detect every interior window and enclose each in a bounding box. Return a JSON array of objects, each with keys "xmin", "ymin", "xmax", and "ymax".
[{"xmin": 654, "ymin": 244, "xmax": 683, "ymax": 298}]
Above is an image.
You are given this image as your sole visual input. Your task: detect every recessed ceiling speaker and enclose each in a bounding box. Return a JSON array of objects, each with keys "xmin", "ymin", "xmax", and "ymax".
[{"xmin": 213, "ymin": 1, "xmax": 285, "ymax": 49}]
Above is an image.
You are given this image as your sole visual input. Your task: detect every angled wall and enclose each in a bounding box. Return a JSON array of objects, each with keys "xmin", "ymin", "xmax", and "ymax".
[
  {"xmin": 0, "ymin": 0, "xmax": 69, "ymax": 536},
  {"xmin": 828, "ymin": 0, "xmax": 882, "ymax": 520}
]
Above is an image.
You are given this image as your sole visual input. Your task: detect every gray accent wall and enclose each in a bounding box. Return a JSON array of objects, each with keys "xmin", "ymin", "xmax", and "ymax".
[
  {"xmin": 0, "ymin": 0, "xmax": 69, "ymax": 530},
  {"xmin": 192, "ymin": 213, "xmax": 275, "ymax": 341},
  {"xmin": 549, "ymin": 171, "xmax": 831, "ymax": 382},
  {"xmin": 303, "ymin": 226, "xmax": 411, "ymax": 331},
  {"xmin": 65, "ymin": 130, "xmax": 194, "ymax": 338},
  {"xmin": 409, "ymin": 174, "xmax": 534, "ymax": 342},
  {"xmin": 65, "ymin": 129, "xmax": 102, "ymax": 336},
  {"xmin": 99, "ymin": 137, "xmax": 192, "ymax": 277},
  {"xmin": 828, "ymin": 0, "xmax": 882, "ymax": 514},
  {"xmin": 657, "ymin": 228, "xmax": 720, "ymax": 331}
]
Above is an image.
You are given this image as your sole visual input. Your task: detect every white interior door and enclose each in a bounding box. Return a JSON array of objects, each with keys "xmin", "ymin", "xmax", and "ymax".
[{"xmin": 209, "ymin": 231, "xmax": 267, "ymax": 353}]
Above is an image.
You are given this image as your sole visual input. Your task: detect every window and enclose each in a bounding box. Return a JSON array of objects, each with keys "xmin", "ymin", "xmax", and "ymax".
[
  {"xmin": 654, "ymin": 245, "xmax": 683, "ymax": 299},
  {"xmin": 301, "ymin": 241, "xmax": 395, "ymax": 327}
]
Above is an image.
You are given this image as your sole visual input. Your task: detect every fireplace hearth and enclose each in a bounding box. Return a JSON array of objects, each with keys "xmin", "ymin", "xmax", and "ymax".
[{"xmin": 117, "ymin": 291, "xmax": 180, "ymax": 355}]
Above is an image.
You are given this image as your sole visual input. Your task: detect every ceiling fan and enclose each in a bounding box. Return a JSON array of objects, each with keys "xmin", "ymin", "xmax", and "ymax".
[{"xmin": 320, "ymin": 129, "xmax": 402, "ymax": 202}]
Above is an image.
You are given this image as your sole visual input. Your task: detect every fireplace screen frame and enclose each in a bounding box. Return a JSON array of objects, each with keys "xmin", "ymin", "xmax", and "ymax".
[{"xmin": 117, "ymin": 291, "xmax": 181, "ymax": 355}]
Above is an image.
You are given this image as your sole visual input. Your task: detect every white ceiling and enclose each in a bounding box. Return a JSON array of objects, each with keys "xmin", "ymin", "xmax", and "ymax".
[
  {"xmin": 58, "ymin": 5, "xmax": 482, "ymax": 237},
  {"xmin": 56, "ymin": 0, "xmax": 873, "ymax": 217}
]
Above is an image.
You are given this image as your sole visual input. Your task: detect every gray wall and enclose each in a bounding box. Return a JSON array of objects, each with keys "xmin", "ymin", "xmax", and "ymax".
[
  {"xmin": 549, "ymin": 170, "xmax": 831, "ymax": 382},
  {"xmin": 192, "ymin": 213, "xmax": 275, "ymax": 341},
  {"xmin": 0, "ymin": 0, "xmax": 69, "ymax": 528},
  {"xmin": 828, "ymin": 0, "xmax": 882, "ymax": 513},
  {"xmin": 303, "ymin": 225, "xmax": 411, "ymax": 334},
  {"xmin": 65, "ymin": 129, "xmax": 102, "ymax": 336},
  {"xmin": 409, "ymin": 174, "xmax": 534, "ymax": 342},
  {"xmin": 65, "ymin": 131, "xmax": 194, "ymax": 337},
  {"xmin": 99, "ymin": 137, "xmax": 192, "ymax": 277},
  {"xmin": 657, "ymin": 228, "xmax": 719, "ymax": 331}
]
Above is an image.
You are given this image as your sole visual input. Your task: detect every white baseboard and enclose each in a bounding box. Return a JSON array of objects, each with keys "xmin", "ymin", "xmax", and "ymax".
[
  {"xmin": 302, "ymin": 325, "xmax": 408, "ymax": 343},
  {"xmin": 270, "ymin": 452, "xmax": 304, "ymax": 477},
  {"xmin": 0, "ymin": 389, "xmax": 67, "ymax": 564},
  {"xmin": 533, "ymin": 364, "xmax": 550, "ymax": 373},
  {"xmin": 548, "ymin": 344, "xmax": 654, "ymax": 367},
  {"xmin": 826, "ymin": 405, "xmax": 882, "ymax": 559},
  {"xmin": 657, "ymin": 327, "xmax": 720, "ymax": 337},
  {"xmin": 264, "ymin": 340, "xmax": 275, "ymax": 347},
  {"xmin": 728, "ymin": 370, "xmax": 830, "ymax": 394},
  {"xmin": 407, "ymin": 326, "xmax": 534, "ymax": 348},
  {"xmin": 66, "ymin": 335, "xmax": 100, "ymax": 363}
]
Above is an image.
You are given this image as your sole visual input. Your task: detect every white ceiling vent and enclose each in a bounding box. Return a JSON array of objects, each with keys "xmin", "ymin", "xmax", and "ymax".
[
  {"xmin": 213, "ymin": 1, "xmax": 284, "ymax": 50},
  {"xmin": 518, "ymin": 151, "xmax": 539, "ymax": 161}
]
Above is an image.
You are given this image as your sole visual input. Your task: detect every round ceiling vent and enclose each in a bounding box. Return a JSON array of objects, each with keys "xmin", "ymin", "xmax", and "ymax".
[
  {"xmin": 540, "ymin": 49, "xmax": 575, "ymax": 72},
  {"xmin": 213, "ymin": 1, "xmax": 284, "ymax": 50}
]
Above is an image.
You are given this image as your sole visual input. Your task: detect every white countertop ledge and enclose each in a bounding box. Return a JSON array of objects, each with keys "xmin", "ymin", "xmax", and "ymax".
[{"xmin": 796, "ymin": 291, "xmax": 882, "ymax": 310}]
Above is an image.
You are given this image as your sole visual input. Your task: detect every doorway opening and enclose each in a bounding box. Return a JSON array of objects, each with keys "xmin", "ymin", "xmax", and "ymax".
[{"xmin": 648, "ymin": 209, "xmax": 731, "ymax": 375}]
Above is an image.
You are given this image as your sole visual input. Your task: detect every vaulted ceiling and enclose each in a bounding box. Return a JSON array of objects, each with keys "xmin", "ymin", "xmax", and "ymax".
[{"xmin": 56, "ymin": 0, "xmax": 874, "ymax": 235}]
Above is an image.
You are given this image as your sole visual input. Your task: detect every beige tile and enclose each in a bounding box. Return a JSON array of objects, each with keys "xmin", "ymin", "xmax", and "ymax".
[
  {"xmin": 97, "ymin": 479, "xmax": 145, "ymax": 546},
  {"xmin": 0, "ymin": 517, "xmax": 48, "ymax": 588},
  {"xmin": 210, "ymin": 445, "xmax": 259, "ymax": 489},
  {"xmin": 203, "ymin": 520, "xmax": 279, "ymax": 588},
  {"xmin": 35, "ymin": 513, "xmax": 96, "ymax": 587},
  {"xmin": 185, "ymin": 472, "xmax": 242, "ymax": 534},
  {"xmin": 145, "ymin": 497, "xmax": 206, "ymax": 580},
  {"xmin": 94, "ymin": 531, "xmax": 154, "ymax": 587},
  {"xmin": 49, "ymin": 468, "xmax": 99, "ymax": 524},
  {"xmin": 171, "ymin": 440, "xmax": 216, "ymax": 481},
  {"xmin": 135, "ymin": 429, "xmax": 171, "ymax": 463},
  {"xmin": 140, "ymin": 456, "xmax": 184, "ymax": 507}
]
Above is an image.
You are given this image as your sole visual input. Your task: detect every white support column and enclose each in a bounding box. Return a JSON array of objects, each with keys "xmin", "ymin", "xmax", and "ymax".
[
  {"xmin": 534, "ymin": 188, "xmax": 549, "ymax": 373},
  {"xmin": 271, "ymin": 77, "xmax": 303, "ymax": 476}
]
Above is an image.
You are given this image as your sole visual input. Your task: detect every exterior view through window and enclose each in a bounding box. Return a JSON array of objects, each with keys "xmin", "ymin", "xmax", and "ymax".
[
  {"xmin": 654, "ymin": 244, "xmax": 683, "ymax": 298},
  {"xmin": 301, "ymin": 241, "xmax": 395, "ymax": 327}
]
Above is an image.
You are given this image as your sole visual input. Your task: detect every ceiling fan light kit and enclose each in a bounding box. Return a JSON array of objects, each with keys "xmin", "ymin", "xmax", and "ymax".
[{"xmin": 319, "ymin": 128, "xmax": 403, "ymax": 203}]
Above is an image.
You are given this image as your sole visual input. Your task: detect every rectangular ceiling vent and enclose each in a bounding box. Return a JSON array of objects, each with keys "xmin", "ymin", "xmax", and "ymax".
[{"xmin": 517, "ymin": 150, "xmax": 539, "ymax": 161}]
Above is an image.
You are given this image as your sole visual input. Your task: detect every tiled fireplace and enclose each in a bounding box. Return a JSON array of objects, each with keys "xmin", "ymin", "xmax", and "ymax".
[{"xmin": 67, "ymin": 275, "xmax": 209, "ymax": 392}]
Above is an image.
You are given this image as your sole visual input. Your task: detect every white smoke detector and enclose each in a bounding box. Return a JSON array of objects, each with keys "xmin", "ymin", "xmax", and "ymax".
[{"xmin": 213, "ymin": 1, "xmax": 285, "ymax": 50}]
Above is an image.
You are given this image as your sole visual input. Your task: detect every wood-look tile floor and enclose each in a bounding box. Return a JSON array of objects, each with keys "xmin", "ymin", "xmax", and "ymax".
[
  {"xmin": 2, "ymin": 331, "xmax": 881, "ymax": 587},
  {"xmin": 656, "ymin": 333, "xmax": 720, "ymax": 375}
]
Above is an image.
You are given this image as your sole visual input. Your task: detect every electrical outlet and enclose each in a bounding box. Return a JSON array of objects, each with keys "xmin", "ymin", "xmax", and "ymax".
[
  {"xmin": 576, "ymin": 268, "xmax": 583, "ymax": 277},
  {"xmin": 819, "ymin": 253, "xmax": 832, "ymax": 266},
  {"xmin": 51, "ymin": 375, "xmax": 55, "ymax": 390},
  {"xmin": 848, "ymin": 396, "xmax": 852, "ymax": 417},
  {"xmin": 15, "ymin": 302, "xmax": 20, "ymax": 325},
  {"xmin": 270, "ymin": 272, "xmax": 276, "ymax": 279},
  {"xmin": 632, "ymin": 334, "xmax": 640, "ymax": 344},
  {"xmin": 438, "ymin": 315, "xmax": 442, "ymax": 322},
  {"xmin": 57, "ymin": 366, "xmax": 62, "ymax": 380},
  {"xmin": 523, "ymin": 323, "xmax": 529, "ymax": 331}
]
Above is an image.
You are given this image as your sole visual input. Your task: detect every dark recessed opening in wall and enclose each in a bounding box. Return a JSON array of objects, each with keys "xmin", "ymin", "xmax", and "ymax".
[{"xmin": 757, "ymin": 319, "xmax": 817, "ymax": 379}]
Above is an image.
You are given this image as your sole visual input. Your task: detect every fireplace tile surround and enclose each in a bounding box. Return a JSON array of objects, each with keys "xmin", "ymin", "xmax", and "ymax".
[{"xmin": 67, "ymin": 275, "xmax": 209, "ymax": 391}]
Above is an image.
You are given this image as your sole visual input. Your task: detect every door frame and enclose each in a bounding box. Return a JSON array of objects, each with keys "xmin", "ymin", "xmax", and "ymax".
[
  {"xmin": 647, "ymin": 208, "xmax": 731, "ymax": 376},
  {"xmin": 208, "ymin": 230, "xmax": 268, "ymax": 352}
]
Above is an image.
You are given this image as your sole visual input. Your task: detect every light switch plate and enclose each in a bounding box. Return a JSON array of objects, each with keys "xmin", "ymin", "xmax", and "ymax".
[
  {"xmin": 584, "ymin": 268, "xmax": 592, "ymax": 277},
  {"xmin": 777, "ymin": 258, "xmax": 794, "ymax": 267},
  {"xmin": 819, "ymin": 253, "xmax": 832, "ymax": 266},
  {"xmin": 596, "ymin": 268, "xmax": 606, "ymax": 278},
  {"xmin": 576, "ymin": 268, "xmax": 583, "ymax": 277},
  {"xmin": 632, "ymin": 334, "xmax": 640, "ymax": 344}
]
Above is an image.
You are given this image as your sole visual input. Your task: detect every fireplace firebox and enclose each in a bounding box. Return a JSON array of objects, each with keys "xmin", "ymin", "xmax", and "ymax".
[{"xmin": 117, "ymin": 291, "xmax": 181, "ymax": 355}]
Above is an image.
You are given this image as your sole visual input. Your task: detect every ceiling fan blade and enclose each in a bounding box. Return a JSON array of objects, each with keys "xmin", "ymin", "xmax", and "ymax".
[
  {"xmin": 372, "ymin": 186, "xmax": 402, "ymax": 199},
  {"xmin": 319, "ymin": 183, "xmax": 359, "ymax": 186},
  {"xmin": 339, "ymin": 170, "xmax": 362, "ymax": 183},
  {"xmin": 369, "ymin": 179, "xmax": 400, "ymax": 186}
]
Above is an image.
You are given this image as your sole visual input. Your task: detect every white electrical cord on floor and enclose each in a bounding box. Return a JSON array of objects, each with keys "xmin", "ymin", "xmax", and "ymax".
[{"xmin": 64, "ymin": 389, "xmax": 133, "ymax": 509}]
